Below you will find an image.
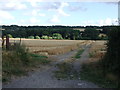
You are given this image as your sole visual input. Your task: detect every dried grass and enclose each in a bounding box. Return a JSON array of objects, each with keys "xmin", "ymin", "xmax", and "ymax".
[
  {"xmin": 88, "ymin": 41, "xmax": 107, "ymax": 62},
  {"xmin": 9, "ymin": 38, "xmax": 91, "ymax": 55}
]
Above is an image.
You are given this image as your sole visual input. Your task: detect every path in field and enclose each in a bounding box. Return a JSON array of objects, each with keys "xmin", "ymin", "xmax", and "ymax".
[{"xmin": 3, "ymin": 43, "xmax": 99, "ymax": 88}]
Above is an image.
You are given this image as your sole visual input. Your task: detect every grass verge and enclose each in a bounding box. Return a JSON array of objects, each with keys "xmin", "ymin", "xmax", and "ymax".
[
  {"xmin": 80, "ymin": 62, "xmax": 118, "ymax": 88},
  {"xmin": 2, "ymin": 44, "xmax": 51, "ymax": 82}
]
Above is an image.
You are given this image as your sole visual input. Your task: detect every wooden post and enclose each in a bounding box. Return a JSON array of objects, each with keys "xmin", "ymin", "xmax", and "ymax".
[
  {"xmin": 20, "ymin": 37, "xmax": 21, "ymax": 45},
  {"xmin": 6, "ymin": 35, "xmax": 9, "ymax": 50},
  {"xmin": 2, "ymin": 36, "xmax": 5, "ymax": 48}
]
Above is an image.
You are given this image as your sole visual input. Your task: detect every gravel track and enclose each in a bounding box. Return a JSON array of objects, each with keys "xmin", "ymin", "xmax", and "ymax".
[{"xmin": 3, "ymin": 44, "xmax": 99, "ymax": 88}]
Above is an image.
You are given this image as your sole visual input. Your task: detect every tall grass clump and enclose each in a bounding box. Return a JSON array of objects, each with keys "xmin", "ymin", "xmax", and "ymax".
[
  {"xmin": 2, "ymin": 43, "xmax": 50, "ymax": 82},
  {"xmin": 2, "ymin": 44, "xmax": 30, "ymax": 82}
]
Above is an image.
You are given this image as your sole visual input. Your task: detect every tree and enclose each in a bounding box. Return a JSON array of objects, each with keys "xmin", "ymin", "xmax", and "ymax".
[
  {"xmin": 7, "ymin": 34, "xmax": 13, "ymax": 38},
  {"xmin": 101, "ymin": 26, "xmax": 120, "ymax": 88},
  {"xmin": 28, "ymin": 36, "xmax": 34, "ymax": 39},
  {"xmin": 35, "ymin": 36, "xmax": 40, "ymax": 39},
  {"xmin": 41, "ymin": 35, "xmax": 48, "ymax": 39},
  {"xmin": 83, "ymin": 28, "xmax": 99, "ymax": 40},
  {"xmin": 52, "ymin": 33, "xmax": 63, "ymax": 39}
]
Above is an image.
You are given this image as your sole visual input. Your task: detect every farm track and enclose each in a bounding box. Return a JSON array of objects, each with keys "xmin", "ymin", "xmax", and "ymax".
[{"xmin": 3, "ymin": 43, "xmax": 100, "ymax": 88}]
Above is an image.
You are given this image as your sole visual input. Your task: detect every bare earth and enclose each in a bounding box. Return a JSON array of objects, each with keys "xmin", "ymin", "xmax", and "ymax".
[{"xmin": 3, "ymin": 44, "xmax": 100, "ymax": 88}]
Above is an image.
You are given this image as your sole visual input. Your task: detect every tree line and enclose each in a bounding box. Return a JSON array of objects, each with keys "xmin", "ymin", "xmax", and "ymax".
[{"xmin": 2, "ymin": 25, "xmax": 115, "ymax": 40}]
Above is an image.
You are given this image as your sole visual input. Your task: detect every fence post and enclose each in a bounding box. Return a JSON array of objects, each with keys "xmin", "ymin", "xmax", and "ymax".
[
  {"xmin": 20, "ymin": 37, "xmax": 21, "ymax": 45},
  {"xmin": 6, "ymin": 35, "xmax": 9, "ymax": 50},
  {"xmin": 2, "ymin": 36, "xmax": 5, "ymax": 48}
]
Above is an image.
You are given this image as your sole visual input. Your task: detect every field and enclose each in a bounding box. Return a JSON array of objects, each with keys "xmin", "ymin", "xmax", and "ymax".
[
  {"xmin": 88, "ymin": 41, "xmax": 107, "ymax": 62},
  {"xmin": 9, "ymin": 38, "xmax": 93, "ymax": 56}
]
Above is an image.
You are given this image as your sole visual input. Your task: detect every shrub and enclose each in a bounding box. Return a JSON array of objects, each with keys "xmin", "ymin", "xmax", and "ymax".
[
  {"xmin": 28, "ymin": 36, "xmax": 34, "ymax": 39},
  {"xmin": 52, "ymin": 33, "xmax": 63, "ymax": 39},
  {"xmin": 41, "ymin": 35, "xmax": 48, "ymax": 39},
  {"xmin": 48, "ymin": 37, "xmax": 53, "ymax": 39},
  {"xmin": 35, "ymin": 36, "xmax": 40, "ymax": 39},
  {"xmin": 7, "ymin": 34, "xmax": 13, "ymax": 38},
  {"xmin": 101, "ymin": 26, "xmax": 120, "ymax": 88},
  {"xmin": 2, "ymin": 43, "xmax": 51, "ymax": 82}
]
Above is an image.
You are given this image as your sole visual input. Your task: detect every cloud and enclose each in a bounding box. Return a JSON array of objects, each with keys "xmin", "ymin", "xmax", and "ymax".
[
  {"xmin": 30, "ymin": 17, "xmax": 40, "ymax": 23},
  {"xmin": 80, "ymin": 18, "xmax": 118, "ymax": 26},
  {"xmin": 27, "ymin": 0, "xmax": 43, "ymax": 7},
  {"xmin": 31, "ymin": 10, "xmax": 38, "ymax": 16},
  {"xmin": 24, "ymin": 9, "xmax": 46, "ymax": 17},
  {"xmin": 0, "ymin": 2, "xmax": 27, "ymax": 11},
  {"xmin": 19, "ymin": 19, "xmax": 26, "ymax": 23},
  {"xmin": 57, "ymin": 9, "xmax": 70, "ymax": 16},
  {"xmin": 39, "ymin": 13, "xmax": 46, "ymax": 16},
  {"xmin": 57, "ymin": 2, "xmax": 70, "ymax": 16},
  {"xmin": 105, "ymin": 2, "xmax": 118, "ymax": 5},
  {"xmin": 30, "ymin": 2, "xmax": 70, "ymax": 17},
  {"xmin": 48, "ymin": 15, "xmax": 60, "ymax": 23},
  {"xmin": 69, "ymin": 6, "xmax": 87, "ymax": 12},
  {"xmin": 0, "ymin": 10, "xmax": 14, "ymax": 20}
]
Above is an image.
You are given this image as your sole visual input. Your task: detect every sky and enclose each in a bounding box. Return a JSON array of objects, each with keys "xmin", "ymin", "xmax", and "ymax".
[{"xmin": 0, "ymin": 0, "xmax": 119, "ymax": 26}]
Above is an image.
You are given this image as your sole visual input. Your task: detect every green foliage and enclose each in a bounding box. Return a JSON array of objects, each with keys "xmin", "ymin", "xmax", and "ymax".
[
  {"xmin": 2, "ymin": 25, "xmax": 112, "ymax": 40},
  {"xmin": 48, "ymin": 37, "xmax": 53, "ymax": 39},
  {"xmin": 54, "ymin": 62, "xmax": 73, "ymax": 80},
  {"xmin": 74, "ymin": 49, "xmax": 84, "ymax": 58},
  {"xmin": 35, "ymin": 36, "xmax": 40, "ymax": 39},
  {"xmin": 101, "ymin": 27, "xmax": 120, "ymax": 81},
  {"xmin": 89, "ymin": 52, "xmax": 95, "ymax": 58},
  {"xmin": 52, "ymin": 33, "xmax": 63, "ymax": 39},
  {"xmin": 30, "ymin": 53, "xmax": 50, "ymax": 65},
  {"xmin": 54, "ymin": 62, "xmax": 80, "ymax": 80},
  {"xmin": 80, "ymin": 62, "xmax": 117, "ymax": 88},
  {"xmin": 7, "ymin": 34, "xmax": 13, "ymax": 38},
  {"xmin": 28, "ymin": 36, "xmax": 34, "ymax": 39},
  {"xmin": 41, "ymin": 35, "xmax": 49, "ymax": 39},
  {"xmin": 2, "ymin": 44, "xmax": 51, "ymax": 82},
  {"xmin": 83, "ymin": 28, "xmax": 99, "ymax": 40}
]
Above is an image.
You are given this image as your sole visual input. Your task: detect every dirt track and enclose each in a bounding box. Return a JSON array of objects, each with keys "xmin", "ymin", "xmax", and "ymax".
[{"xmin": 3, "ymin": 44, "xmax": 99, "ymax": 88}]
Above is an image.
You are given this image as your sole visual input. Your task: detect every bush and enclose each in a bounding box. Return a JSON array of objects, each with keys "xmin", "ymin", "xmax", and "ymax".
[
  {"xmin": 83, "ymin": 28, "xmax": 99, "ymax": 40},
  {"xmin": 52, "ymin": 33, "xmax": 63, "ymax": 39},
  {"xmin": 2, "ymin": 44, "xmax": 30, "ymax": 82},
  {"xmin": 101, "ymin": 26, "xmax": 120, "ymax": 88},
  {"xmin": 28, "ymin": 36, "xmax": 34, "ymax": 39},
  {"xmin": 7, "ymin": 34, "xmax": 13, "ymax": 38},
  {"xmin": 48, "ymin": 37, "xmax": 53, "ymax": 39},
  {"xmin": 2, "ymin": 43, "xmax": 51, "ymax": 82},
  {"xmin": 35, "ymin": 36, "xmax": 40, "ymax": 39},
  {"xmin": 41, "ymin": 35, "xmax": 48, "ymax": 39}
]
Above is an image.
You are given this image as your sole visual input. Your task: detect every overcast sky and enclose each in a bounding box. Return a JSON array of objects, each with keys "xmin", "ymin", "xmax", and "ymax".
[{"xmin": 0, "ymin": 0, "xmax": 119, "ymax": 26}]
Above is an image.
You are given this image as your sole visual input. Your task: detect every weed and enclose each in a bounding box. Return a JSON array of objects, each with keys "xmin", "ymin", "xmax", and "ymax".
[
  {"xmin": 54, "ymin": 62, "xmax": 80, "ymax": 80},
  {"xmin": 74, "ymin": 49, "xmax": 84, "ymax": 59},
  {"xmin": 2, "ymin": 44, "xmax": 51, "ymax": 83},
  {"xmin": 89, "ymin": 52, "xmax": 95, "ymax": 58},
  {"xmin": 80, "ymin": 62, "xmax": 118, "ymax": 88}
]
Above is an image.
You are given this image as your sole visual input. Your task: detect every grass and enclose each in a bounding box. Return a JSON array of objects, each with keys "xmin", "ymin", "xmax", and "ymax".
[
  {"xmin": 74, "ymin": 49, "xmax": 84, "ymax": 59},
  {"xmin": 54, "ymin": 62, "xmax": 80, "ymax": 80},
  {"xmin": 29, "ymin": 53, "xmax": 50, "ymax": 65},
  {"xmin": 2, "ymin": 44, "xmax": 51, "ymax": 82},
  {"xmin": 54, "ymin": 48, "xmax": 85, "ymax": 80},
  {"xmin": 10, "ymin": 38, "xmax": 88, "ymax": 55},
  {"xmin": 89, "ymin": 52, "xmax": 95, "ymax": 58},
  {"xmin": 80, "ymin": 62, "xmax": 118, "ymax": 88}
]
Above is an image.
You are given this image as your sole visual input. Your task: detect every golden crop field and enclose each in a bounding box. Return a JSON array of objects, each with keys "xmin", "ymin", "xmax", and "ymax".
[
  {"xmin": 88, "ymin": 40, "xmax": 107, "ymax": 62},
  {"xmin": 9, "ymin": 38, "xmax": 92, "ymax": 56}
]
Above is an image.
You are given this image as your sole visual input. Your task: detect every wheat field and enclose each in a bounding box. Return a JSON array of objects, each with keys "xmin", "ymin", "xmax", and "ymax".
[{"xmin": 9, "ymin": 38, "xmax": 92, "ymax": 56}]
